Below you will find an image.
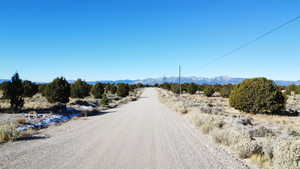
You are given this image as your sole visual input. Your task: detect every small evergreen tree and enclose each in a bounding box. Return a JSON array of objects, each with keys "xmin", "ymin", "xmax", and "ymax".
[
  {"xmin": 229, "ymin": 78, "xmax": 286, "ymax": 114},
  {"xmin": 101, "ymin": 94, "xmax": 109, "ymax": 106},
  {"xmin": 45, "ymin": 77, "xmax": 71, "ymax": 104},
  {"xmin": 117, "ymin": 83, "xmax": 130, "ymax": 97},
  {"xmin": 70, "ymin": 79, "xmax": 90, "ymax": 98},
  {"xmin": 91, "ymin": 83, "xmax": 105, "ymax": 99},
  {"xmin": 7, "ymin": 73, "xmax": 24, "ymax": 112},
  {"xmin": 23, "ymin": 80, "xmax": 38, "ymax": 97}
]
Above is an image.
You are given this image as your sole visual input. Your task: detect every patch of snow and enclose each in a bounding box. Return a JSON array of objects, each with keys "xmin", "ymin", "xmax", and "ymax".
[{"xmin": 17, "ymin": 111, "xmax": 80, "ymax": 131}]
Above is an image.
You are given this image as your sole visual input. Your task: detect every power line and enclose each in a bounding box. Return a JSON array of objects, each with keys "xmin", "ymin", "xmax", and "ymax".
[{"xmin": 200, "ymin": 15, "xmax": 300, "ymax": 70}]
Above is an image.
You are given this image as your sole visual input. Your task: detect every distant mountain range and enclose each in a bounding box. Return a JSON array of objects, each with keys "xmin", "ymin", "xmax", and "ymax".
[
  {"xmin": 1, "ymin": 76, "xmax": 300, "ymax": 86},
  {"xmin": 87, "ymin": 76, "xmax": 300, "ymax": 86}
]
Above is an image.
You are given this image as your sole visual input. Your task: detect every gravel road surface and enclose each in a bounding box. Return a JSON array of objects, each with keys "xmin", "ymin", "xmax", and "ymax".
[{"xmin": 0, "ymin": 88, "xmax": 250, "ymax": 169}]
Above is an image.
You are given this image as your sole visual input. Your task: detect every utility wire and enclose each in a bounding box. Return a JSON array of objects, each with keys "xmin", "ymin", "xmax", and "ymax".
[{"xmin": 200, "ymin": 15, "xmax": 300, "ymax": 70}]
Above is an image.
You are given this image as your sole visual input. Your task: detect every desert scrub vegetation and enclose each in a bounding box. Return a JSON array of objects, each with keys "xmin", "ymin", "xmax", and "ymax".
[
  {"xmin": 0, "ymin": 73, "xmax": 38, "ymax": 112},
  {"xmin": 159, "ymin": 82, "xmax": 235, "ymax": 98},
  {"xmin": 0, "ymin": 73, "xmax": 145, "ymax": 118},
  {"xmin": 0, "ymin": 123, "xmax": 33, "ymax": 143},
  {"xmin": 230, "ymin": 78, "xmax": 286, "ymax": 114},
  {"xmin": 158, "ymin": 83, "xmax": 300, "ymax": 169}
]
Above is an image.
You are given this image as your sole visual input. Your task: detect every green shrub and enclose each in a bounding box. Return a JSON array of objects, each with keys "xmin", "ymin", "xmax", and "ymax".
[
  {"xmin": 229, "ymin": 78, "xmax": 286, "ymax": 114},
  {"xmin": 204, "ymin": 86, "xmax": 215, "ymax": 97},
  {"xmin": 117, "ymin": 83, "xmax": 130, "ymax": 97},
  {"xmin": 91, "ymin": 83, "xmax": 105, "ymax": 99},
  {"xmin": 101, "ymin": 94, "xmax": 109, "ymax": 106},
  {"xmin": 45, "ymin": 77, "xmax": 71, "ymax": 104},
  {"xmin": 23, "ymin": 80, "xmax": 38, "ymax": 97},
  {"xmin": 70, "ymin": 79, "xmax": 90, "ymax": 98}
]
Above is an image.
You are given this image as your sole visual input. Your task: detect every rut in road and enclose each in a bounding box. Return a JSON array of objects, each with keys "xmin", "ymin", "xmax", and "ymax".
[{"xmin": 0, "ymin": 88, "xmax": 250, "ymax": 169}]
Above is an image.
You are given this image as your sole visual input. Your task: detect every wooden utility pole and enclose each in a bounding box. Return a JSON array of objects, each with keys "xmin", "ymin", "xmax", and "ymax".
[{"xmin": 179, "ymin": 65, "xmax": 182, "ymax": 96}]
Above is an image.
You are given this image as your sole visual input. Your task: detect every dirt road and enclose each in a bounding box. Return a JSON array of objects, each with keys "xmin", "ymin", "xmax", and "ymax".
[{"xmin": 0, "ymin": 88, "xmax": 250, "ymax": 169}]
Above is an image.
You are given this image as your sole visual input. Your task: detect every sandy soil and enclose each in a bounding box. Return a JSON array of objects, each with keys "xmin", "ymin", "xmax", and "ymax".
[{"xmin": 0, "ymin": 88, "xmax": 250, "ymax": 169}]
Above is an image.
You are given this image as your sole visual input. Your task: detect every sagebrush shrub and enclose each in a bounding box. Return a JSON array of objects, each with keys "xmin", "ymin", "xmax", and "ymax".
[{"xmin": 229, "ymin": 78, "xmax": 286, "ymax": 114}]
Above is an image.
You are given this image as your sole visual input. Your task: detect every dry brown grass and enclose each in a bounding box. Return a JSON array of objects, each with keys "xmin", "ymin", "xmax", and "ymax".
[
  {"xmin": 0, "ymin": 123, "xmax": 36, "ymax": 144},
  {"xmin": 0, "ymin": 123, "xmax": 19, "ymax": 143}
]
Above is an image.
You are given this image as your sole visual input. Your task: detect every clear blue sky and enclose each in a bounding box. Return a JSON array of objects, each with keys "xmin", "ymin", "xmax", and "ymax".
[{"xmin": 0, "ymin": 0, "xmax": 299, "ymax": 82}]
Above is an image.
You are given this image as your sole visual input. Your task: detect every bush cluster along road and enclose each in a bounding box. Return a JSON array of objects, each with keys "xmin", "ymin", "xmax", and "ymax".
[{"xmin": 0, "ymin": 88, "xmax": 249, "ymax": 169}]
